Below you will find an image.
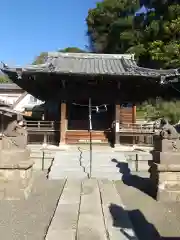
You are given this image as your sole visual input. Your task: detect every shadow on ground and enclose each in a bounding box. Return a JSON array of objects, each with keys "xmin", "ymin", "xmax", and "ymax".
[
  {"xmin": 112, "ymin": 159, "xmax": 156, "ymax": 199},
  {"xmin": 109, "ymin": 203, "xmax": 180, "ymax": 240}
]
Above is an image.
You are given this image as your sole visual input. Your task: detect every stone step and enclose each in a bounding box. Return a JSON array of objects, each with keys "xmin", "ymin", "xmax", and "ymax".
[
  {"xmin": 45, "ymin": 180, "xmax": 81, "ymax": 239},
  {"xmin": 91, "ymin": 172, "xmax": 123, "ymax": 180},
  {"xmin": 50, "ymin": 167, "xmax": 85, "ymax": 172},
  {"xmin": 48, "ymin": 172, "xmax": 88, "ymax": 180},
  {"xmin": 77, "ymin": 179, "xmax": 107, "ymax": 240},
  {"xmin": 48, "ymin": 169, "xmax": 87, "ymax": 179},
  {"xmin": 98, "ymin": 180, "xmax": 138, "ymax": 240},
  {"xmin": 90, "ymin": 171, "xmax": 150, "ymax": 180},
  {"xmin": 84, "ymin": 166, "xmax": 120, "ymax": 173},
  {"xmin": 52, "ymin": 162, "xmax": 81, "ymax": 167}
]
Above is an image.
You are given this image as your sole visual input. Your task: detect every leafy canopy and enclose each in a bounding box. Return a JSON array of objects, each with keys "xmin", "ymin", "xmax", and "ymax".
[
  {"xmin": 32, "ymin": 47, "xmax": 86, "ymax": 65},
  {"xmin": 137, "ymin": 98, "xmax": 180, "ymax": 124},
  {"xmin": 86, "ymin": 0, "xmax": 180, "ymax": 68}
]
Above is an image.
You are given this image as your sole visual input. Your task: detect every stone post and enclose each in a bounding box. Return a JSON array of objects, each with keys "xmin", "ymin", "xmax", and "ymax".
[{"xmin": 149, "ymin": 135, "xmax": 180, "ymax": 202}]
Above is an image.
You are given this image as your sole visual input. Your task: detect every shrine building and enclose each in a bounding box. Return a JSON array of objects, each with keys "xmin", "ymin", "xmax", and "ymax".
[{"xmin": 1, "ymin": 52, "xmax": 180, "ymax": 147}]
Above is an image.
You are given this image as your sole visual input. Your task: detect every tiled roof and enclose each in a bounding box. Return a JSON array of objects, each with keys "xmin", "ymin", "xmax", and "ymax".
[
  {"xmin": 2, "ymin": 52, "xmax": 138, "ymax": 76},
  {"xmin": 1, "ymin": 52, "xmax": 180, "ymax": 78},
  {"xmin": 124, "ymin": 64, "xmax": 178, "ymax": 77},
  {"xmin": 44, "ymin": 52, "xmax": 137, "ymax": 76}
]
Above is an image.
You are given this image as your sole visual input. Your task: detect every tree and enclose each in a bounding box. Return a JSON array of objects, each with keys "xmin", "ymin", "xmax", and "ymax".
[
  {"xmin": 133, "ymin": 0, "xmax": 180, "ymax": 68},
  {"xmin": 137, "ymin": 98, "xmax": 180, "ymax": 124},
  {"xmin": 58, "ymin": 47, "xmax": 86, "ymax": 53},
  {"xmin": 86, "ymin": 0, "xmax": 139, "ymax": 53},
  {"xmin": 32, "ymin": 47, "xmax": 86, "ymax": 65},
  {"xmin": 32, "ymin": 52, "xmax": 48, "ymax": 65},
  {"xmin": 86, "ymin": 0, "xmax": 180, "ymax": 68}
]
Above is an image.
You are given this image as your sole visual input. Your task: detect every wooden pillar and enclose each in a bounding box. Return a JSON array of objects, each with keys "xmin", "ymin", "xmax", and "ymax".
[
  {"xmin": 132, "ymin": 105, "xmax": 136, "ymax": 144},
  {"xmin": 132, "ymin": 105, "xmax": 136, "ymax": 123},
  {"xmin": 59, "ymin": 101, "xmax": 67, "ymax": 147},
  {"xmin": 114, "ymin": 103, "xmax": 121, "ymax": 147}
]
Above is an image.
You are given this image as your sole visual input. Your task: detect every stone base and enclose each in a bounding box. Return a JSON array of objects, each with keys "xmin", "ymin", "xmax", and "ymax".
[
  {"xmin": 149, "ymin": 162, "xmax": 180, "ymax": 202},
  {"xmin": 156, "ymin": 188, "xmax": 180, "ymax": 202},
  {"xmin": 0, "ymin": 149, "xmax": 34, "ymax": 200},
  {"xmin": 153, "ymin": 137, "xmax": 180, "ymax": 152},
  {"xmin": 0, "ymin": 172, "xmax": 34, "ymax": 200},
  {"xmin": 152, "ymin": 151, "xmax": 180, "ymax": 164}
]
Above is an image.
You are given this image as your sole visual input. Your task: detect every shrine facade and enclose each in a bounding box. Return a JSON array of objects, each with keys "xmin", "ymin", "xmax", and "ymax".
[{"xmin": 1, "ymin": 52, "xmax": 180, "ymax": 147}]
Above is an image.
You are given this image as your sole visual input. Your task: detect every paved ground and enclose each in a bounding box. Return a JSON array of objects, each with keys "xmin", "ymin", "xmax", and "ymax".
[
  {"xmin": 115, "ymin": 181, "xmax": 180, "ymax": 239},
  {"xmin": 0, "ymin": 172, "xmax": 180, "ymax": 239},
  {"xmin": 48, "ymin": 148, "xmax": 150, "ymax": 180},
  {"xmin": 45, "ymin": 178, "xmax": 138, "ymax": 240},
  {"xmin": 1, "ymin": 146, "xmax": 180, "ymax": 239},
  {"xmin": 0, "ymin": 173, "xmax": 65, "ymax": 240}
]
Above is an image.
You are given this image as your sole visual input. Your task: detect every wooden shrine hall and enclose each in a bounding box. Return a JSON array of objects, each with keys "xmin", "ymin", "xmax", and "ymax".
[{"xmin": 1, "ymin": 52, "xmax": 180, "ymax": 147}]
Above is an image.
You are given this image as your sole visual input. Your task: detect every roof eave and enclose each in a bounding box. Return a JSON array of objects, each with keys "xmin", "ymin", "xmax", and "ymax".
[{"xmin": 1, "ymin": 66, "xmax": 162, "ymax": 79}]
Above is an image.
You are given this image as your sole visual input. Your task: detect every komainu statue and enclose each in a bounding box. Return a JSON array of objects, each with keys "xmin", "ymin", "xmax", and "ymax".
[
  {"xmin": 155, "ymin": 118, "xmax": 179, "ymax": 151},
  {"xmin": 2, "ymin": 114, "xmax": 27, "ymax": 149},
  {"xmin": 159, "ymin": 118, "xmax": 179, "ymax": 140}
]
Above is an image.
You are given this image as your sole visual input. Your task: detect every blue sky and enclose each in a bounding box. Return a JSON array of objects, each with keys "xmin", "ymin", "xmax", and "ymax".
[{"xmin": 0, "ymin": 0, "xmax": 96, "ymax": 65}]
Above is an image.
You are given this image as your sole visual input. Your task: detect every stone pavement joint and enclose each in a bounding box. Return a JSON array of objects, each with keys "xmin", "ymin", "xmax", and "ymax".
[
  {"xmin": 45, "ymin": 179, "xmax": 138, "ymax": 240},
  {"xmin": 45, "ymin": 180, "xmax": 81, "ymax": 240},
  {"xmin": 98, "ymin": 180, "xmax": 138, "ymax": 240},
  {"xmin": 77, "ymin": 179, "xmax": 107, "ymax": 240}
]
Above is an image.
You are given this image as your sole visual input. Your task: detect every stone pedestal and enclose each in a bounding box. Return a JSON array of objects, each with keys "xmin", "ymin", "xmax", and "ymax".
[
  {"xmin": 150, "ymin": 136, "xmax": 180, "ymax": 202},
  {"xmin": 0, "ymin": 148, "xmax": 34, "ymax": 200}
]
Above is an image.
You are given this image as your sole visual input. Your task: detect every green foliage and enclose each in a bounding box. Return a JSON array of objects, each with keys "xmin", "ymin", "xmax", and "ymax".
[
  {"xmin": 0, "ymin": 75, "xmax": 10, "ymax": 83},
  {"xmin": 86, "ymin": 0, "xmax": 139, "ymax": 53},
  {"xmin": 137, "ymin": 98, "xmax": 180, "ymax": 124},
  {"xmin": 32, "ymin": 52, "xmax": 48, "ymax": 65},
  {"xmin": 86, "ymin": 0, "xmax": 180, "ymax": 68},
  {"xmin": 32, "ymin": 47, "xmax": 86, "ymax": 65},
  {"xmin": 58, "ymin": 47, "xmax": 86, "ymax": 53}
]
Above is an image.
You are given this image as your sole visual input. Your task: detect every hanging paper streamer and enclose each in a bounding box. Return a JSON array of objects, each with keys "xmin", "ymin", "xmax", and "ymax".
[{"xmin": 115, "ymin": 121, "xmax": 120, "ymax": 132}]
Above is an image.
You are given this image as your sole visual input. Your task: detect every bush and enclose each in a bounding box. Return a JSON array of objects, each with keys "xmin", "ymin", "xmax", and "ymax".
[{"xmin": 137, "ymin": 98, "xmax": 180, "ymax": 124}]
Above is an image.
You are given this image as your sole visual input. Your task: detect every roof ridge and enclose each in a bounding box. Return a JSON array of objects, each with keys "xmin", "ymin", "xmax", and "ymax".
[{"xmin": 47, "ymin": 52, "xmax": 135, "ymax": 60}]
